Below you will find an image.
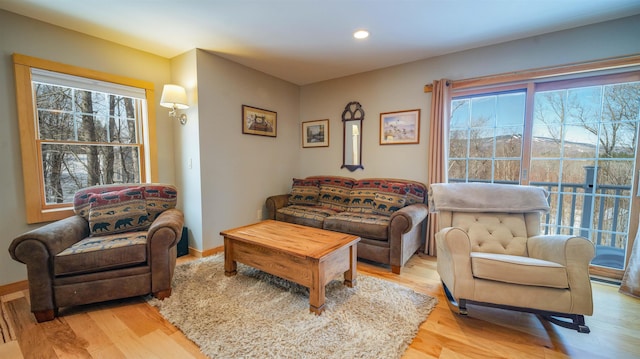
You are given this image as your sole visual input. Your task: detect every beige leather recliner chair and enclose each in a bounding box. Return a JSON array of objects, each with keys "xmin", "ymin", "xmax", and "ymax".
[{"xmin": 429, "ymin": 183, "xmax": 595, "ymax": 333}]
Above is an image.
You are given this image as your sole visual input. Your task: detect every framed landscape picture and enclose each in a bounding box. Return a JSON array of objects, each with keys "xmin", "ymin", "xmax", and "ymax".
[
  {"xmin": 242, "ymin": 105, "xmax": 277, "ymax": 137},
  {"xmin": 379, "ymin": 109, "xmax": 420, "ymax": 145},
  {"xmin": 302, "ymin": 119, "xmax": 329, "ymax": 148}
]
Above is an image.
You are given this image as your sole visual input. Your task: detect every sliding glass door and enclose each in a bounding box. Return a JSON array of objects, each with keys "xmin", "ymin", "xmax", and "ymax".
[{"xmin": 448, "ymin": 72, "xmax": 640, "ymax": 277}]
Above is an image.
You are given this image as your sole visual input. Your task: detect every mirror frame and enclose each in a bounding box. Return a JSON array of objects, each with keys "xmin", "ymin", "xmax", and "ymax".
[{"xmin": 341, "ymin": 101, "xmax": 364, "ymax": 171}]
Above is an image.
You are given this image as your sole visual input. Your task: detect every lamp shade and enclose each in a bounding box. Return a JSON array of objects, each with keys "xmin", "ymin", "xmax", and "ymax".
[{"xmin": 160, "ymin": 84, "xmax": 189, "ymax": 109}]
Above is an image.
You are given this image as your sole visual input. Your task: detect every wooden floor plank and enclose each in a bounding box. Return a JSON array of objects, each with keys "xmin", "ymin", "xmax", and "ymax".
[
  {"xmin": 63, "ymin": 312, "xmax": 126, "ymax": 359},
  {"xmin": 0, "ymin": 340, "xmax": 24, "ymax": 359},
  {"xmin": 6, "ymin": 297, "xmax": 58, "ymax": 359}
]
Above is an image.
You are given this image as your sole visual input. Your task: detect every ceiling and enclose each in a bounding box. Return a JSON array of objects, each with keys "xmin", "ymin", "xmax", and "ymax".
[{"xmin": 2, "ymin": 0, "xmax": 640, "ymax": 85}]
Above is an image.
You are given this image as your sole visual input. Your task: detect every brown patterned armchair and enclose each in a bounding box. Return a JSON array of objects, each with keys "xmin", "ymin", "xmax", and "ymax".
[{"xmin": 9, "ymin": 183, "xmax": 183, "ymax": 322}]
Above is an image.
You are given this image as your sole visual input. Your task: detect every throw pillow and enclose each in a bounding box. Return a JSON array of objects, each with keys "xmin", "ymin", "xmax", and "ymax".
[
  {"xmin": 144, "ymin": 185, "xmax": 178, "ymax": 220},
  {"xmin": 88, "ymin": 187, "xmax": 149, "ymax": 236},
  {"xmin": 288, "ymin": 178, "xmax": 320, "ymax": 206},
  {"xmin": 372, "ymin": 182, "xmax": 409, "ymax": 216},
  {"xmin": 318, "ymin": 178, "xmax": 355, "ymax": 212},
  {"xmin": 372, "ymin": 192, "xmax": 407, "ymax": 216}
]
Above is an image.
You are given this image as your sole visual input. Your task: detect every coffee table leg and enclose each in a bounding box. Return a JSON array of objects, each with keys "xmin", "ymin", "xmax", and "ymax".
[
  {"xmin": 343, "ymin": 243, "xmax": 358, "ymax": 287},
  {"xmin": 224, "ymin": 237, "xmax": 237, "ymax": 276},
  {"xmin": 309, "ymin": 261, "xmax": 326, "ymax": 315}
]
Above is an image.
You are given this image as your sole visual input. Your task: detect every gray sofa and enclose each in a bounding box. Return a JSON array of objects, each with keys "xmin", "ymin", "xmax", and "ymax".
[{"xmin": 266, "ymin": 176, "xmax": 428, "ymax": 274}]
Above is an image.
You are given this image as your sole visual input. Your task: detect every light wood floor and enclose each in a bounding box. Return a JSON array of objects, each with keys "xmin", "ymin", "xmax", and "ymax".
[{"xmin": 1, "ymin": 253, "xmax": 639, "ymax": 359}]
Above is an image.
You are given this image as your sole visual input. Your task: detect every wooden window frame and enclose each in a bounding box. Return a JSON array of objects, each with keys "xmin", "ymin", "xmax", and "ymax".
[{"xmin": 13, "ymin": 54, "xmax": 158, "ymax": 223}]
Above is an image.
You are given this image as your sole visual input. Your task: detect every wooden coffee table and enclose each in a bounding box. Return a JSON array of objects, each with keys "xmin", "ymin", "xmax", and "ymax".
[{"xmin": 220, "ymin": 220, "xmax": 360, "ymax": 314}]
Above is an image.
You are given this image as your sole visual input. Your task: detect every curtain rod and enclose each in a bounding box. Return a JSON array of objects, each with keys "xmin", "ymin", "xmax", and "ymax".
[{"xmin": 423, "ymin": 54, "xmax": 640, "ymax": 93}]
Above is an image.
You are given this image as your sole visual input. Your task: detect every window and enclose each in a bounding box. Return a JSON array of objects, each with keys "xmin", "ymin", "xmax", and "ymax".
[
  {"xmin": 14, "ymin": 54, "xmax": 158, "ymax": 223},
  {"xmin": 448, "ymin": 66, "xmax": 640, "ymax": 278},
  {"xmin": 449, "ymin": 89, "xmax": 526, "ymax": 183}
]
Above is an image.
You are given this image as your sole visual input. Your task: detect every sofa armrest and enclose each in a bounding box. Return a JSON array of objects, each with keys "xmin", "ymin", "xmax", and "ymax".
[
  {"xmin": 528, "ymin": 234, "xmax": 595, "ymax": 314},
  {"xmin": 266, "ymin": 194, "xmax": 290, "ymax": 219},
  {"xmin": 389, "ymin": 203, "xmax": 428, "ymax": 234},
  {"xmin": 8, "ymin": 215, "xmax": 89, "ymax": 314},
  {"xmin": 147, "ymin": 208, "xmax": 184, "ymax": 295}
]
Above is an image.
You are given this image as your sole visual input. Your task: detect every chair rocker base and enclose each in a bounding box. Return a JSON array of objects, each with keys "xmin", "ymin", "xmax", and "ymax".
[{"xmin": 442, "ymin": 282, "xmax": 590, "ymax": 333}]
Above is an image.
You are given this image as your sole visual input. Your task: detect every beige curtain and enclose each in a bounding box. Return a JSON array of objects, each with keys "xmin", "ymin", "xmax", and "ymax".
[
  {"xmin": 425, "ymin": 79, "xmax": 451, "ymax": 256},
  {"xmin": 620, "ymin": 222, "xmax": 640, "ymax": 298}
]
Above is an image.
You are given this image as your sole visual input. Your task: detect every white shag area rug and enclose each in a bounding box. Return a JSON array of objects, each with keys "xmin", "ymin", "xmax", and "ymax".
[{"xmin": 149, "ymin": 254, "xmax": 437, "ymax": 359}]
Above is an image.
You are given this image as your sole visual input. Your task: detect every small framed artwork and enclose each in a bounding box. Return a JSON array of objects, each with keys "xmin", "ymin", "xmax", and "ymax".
[
  {"xmin": 302, "ymin": 119, "xmax": 329, "ymax": 148},
  {"xmin": 379, "ymin": 109, "xmax": 421, "ymax": 145},
  {"xmin": 242, "ymin": 105, "xmax": 277, "ymax": 137}
]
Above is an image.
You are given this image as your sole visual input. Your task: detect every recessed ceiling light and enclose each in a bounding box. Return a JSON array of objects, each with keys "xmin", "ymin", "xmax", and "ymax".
[{"xmin": 353, "ymin": 30, "xmax": 369, "ymax": 39}]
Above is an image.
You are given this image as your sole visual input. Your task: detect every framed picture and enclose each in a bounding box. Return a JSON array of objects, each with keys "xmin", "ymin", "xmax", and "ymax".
[
  {"xmin": 242, "ymin": 105, "xmax": 277, "ymax": 137},
  {"xmin": 379, "ymin": 109, "xmax": 420, "ymax": 145},
  {"xmin": 302, "ymin": 119, "xmax": 329, "ymax": 148}
]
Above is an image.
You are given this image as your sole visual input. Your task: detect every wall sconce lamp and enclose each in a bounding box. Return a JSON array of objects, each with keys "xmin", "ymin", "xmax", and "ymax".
[{"xmin": 160, "ymin": 84, "xmax": 189, "ymax": 125}]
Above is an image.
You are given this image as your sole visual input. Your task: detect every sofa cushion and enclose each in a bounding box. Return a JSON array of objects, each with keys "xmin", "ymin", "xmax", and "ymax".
[
  {"xmin": 288, "ymin": 178, "xmax": 320, "ymax": 206},
  {"xmin": 54, "ymin": 232, "xmax": 148, "ymax": 276},
  {"xmin": 372, "ymin": 182, "xmax": 408, "ymax": 216},
  {"xmin": 318, "ymin": 177, "xmax": 355, "ymax": 211},
  {"xmin": 347, "ymin": 179, "xmax": 388, "ymax": 214},
  {"xmin": 276, "ymin": 205, "xmax": 339, "ymax": 228},
  {"xmin": 471, "ymin": 252, "xmax": 569, "ymax": 289},
  {"xmin": 347, "ymin": 187, "xmax": 377, "ymax": 213},
  {"xmin": 143, "ymin": 185, "xmax": 178, "ymax": 220},
  {"xmin": 323, "ymin": 212, "xmax": 390, "ymax": 240},
  {"xmin": 88, "ymin": 187, "xmax": 149, "ymax": 236}
]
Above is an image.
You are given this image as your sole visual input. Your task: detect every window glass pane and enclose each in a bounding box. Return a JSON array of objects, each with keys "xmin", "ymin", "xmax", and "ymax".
[
  {"xmin": 35, "ymin": 83, "xmax": 72, "ymax": 111},
  {"xmin": 470, "ymin": 96, "xmax": 495, "ymax": 127},
  {"xmin": 495, "ymin": 126, "xmax": 522, "ymax": 158},
  {"xmin": 449, "ymin": 129, "xmax": 468, "ymax": 158},
  {"xmin": 469, "ymin": 127, "xmax": 494, "ymax": 157},
  {"xmin": 448, "ymin": 91, "xmax": 525, "ymax": 183},
  {"xmin": 597, "ymin": 159, "xmax": 634, "ymax": 187},
  {"xmin": 450, "ymin": 99, "xmax": 469, "ymax": 128},
  {"xmin": 448, "ymin": 160, "xmax": 467, "ymax": 181},
  {"xmin": 497, "ymin": 92, "xmax": 525, "ymax": 126},
  {"xmin": 38, "ymin": 110, "xmax": 75, "ymax": 141},
  {"xmin": 41, "ymin": 143, "xmax": 141, "ymax": 204},
  {"xmin": 468, "ymin": 159, "xmax": 492, "ymax": 182},
  {"xmin": 529, "ymin": 159, "xmax": 560, "ymax": 183}
]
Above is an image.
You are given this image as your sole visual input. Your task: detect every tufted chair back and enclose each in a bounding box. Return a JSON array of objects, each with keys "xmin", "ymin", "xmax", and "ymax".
[{"xmin": 451, "ymin": 212, "xmax": 528, "ymax": 256}]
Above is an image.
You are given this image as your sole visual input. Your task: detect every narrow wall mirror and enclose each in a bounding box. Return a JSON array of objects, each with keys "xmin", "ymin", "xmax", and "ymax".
[{"xmin": 341, "ymin": 101, "xmax": 364, "ymax": 171}]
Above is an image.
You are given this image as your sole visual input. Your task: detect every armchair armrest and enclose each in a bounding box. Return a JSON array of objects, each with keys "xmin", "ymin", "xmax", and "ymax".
[
  {"xmin": 436, "ymin": 227, "xmax": 474, "ymax": 300},
  {"xmin": 265, "ymin": 194, "xmax": 290, "ymax": 219},
  {"xmin": 8, "ymin": 215, "xmax": 89, "ymax": 314},
  {"xmin": 147, "ymin": 208, "xmax": 184, "ymax": 297},
  {"xmin": 528, "ymin": 235, "xmax": 595, "ymax": 314},
  {"xmin": 9, "ymin": 215, "xmax": 89, "ymax": 262}
]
